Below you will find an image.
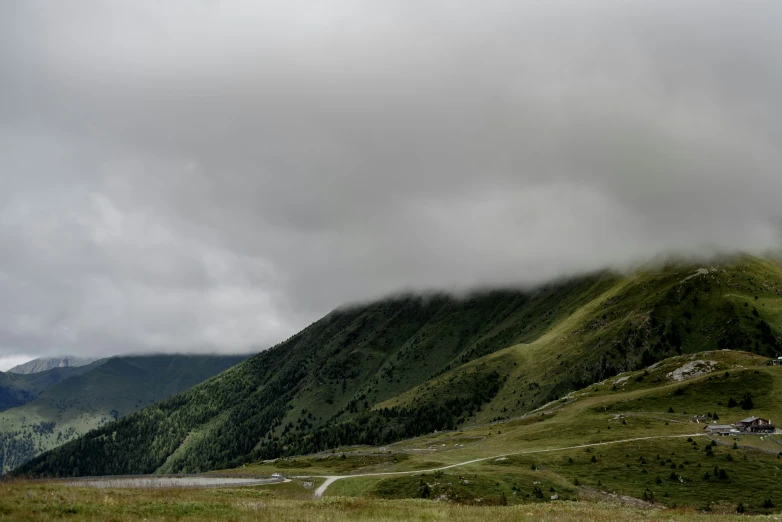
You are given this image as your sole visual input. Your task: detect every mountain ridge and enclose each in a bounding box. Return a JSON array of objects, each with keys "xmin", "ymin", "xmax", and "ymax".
[
  {"xmin": 7, "ymin": 356, "xmax": 101, "ymax": 375},
  {"xmin": 0, "ymin": 361, "xmax": 106, "ymax": 413},
  {"xmin": 14, "ymin": 255, "xmax": 782, "ymax": 478}
]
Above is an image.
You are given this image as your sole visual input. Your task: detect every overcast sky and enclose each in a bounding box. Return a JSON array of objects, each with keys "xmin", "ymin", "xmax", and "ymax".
[{"xmin": 1, "ymin": 1, "xmax": 782, "ymax": 368}]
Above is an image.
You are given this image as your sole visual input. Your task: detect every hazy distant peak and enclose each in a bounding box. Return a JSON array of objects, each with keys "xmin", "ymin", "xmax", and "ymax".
[{"xmin": 7, "ymin": 356, "xmax": 100, "ymax": 375}]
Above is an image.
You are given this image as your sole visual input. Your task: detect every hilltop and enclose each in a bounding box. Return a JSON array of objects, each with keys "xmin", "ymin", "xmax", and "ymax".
[{"xmin": 14, "ymin": 256, "xmax": 782, "ymax": 483}]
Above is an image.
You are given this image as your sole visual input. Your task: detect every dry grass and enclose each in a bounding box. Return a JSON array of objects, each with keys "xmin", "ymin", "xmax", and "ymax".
[{"xmin": 0, "ymin": 480, "xmax": 770, "ymax": 521}]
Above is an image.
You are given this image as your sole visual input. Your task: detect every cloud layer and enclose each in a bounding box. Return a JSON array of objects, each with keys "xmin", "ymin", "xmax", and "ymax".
[{"xmin": 1, "ymin": 1, "xmax": 782, "ymax": 360}]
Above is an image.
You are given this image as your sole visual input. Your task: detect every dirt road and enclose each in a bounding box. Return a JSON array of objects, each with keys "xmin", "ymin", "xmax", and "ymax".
[{"xmin": 309, "ymin": 433, "xmax": 704, "ymax": 498}]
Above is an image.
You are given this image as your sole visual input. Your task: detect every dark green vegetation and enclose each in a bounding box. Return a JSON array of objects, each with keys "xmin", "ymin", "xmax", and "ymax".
[
  {"xmin": 0, "ymin": 361, "xmax": 104, "ymax": 412},
  {"xmin": 368, "ymin": 469, "xmax": 577, "ymax": 505},
  {"xmin": 15, "ymin": 256, "xmax": 782, "ymax": 489},
  {"xmin": 0, "ymin": 354, "xmax": 247, "ymax": 473}
]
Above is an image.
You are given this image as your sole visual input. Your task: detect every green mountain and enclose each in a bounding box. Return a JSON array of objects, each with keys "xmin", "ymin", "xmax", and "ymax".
[
  {"xmin": 0, "ymin": 361, "xmax": 105, "ymax": 412},
  {"xmin": 0, "ymin": 354, "xmax": 247, "ymax": 473},
  {"xmin": 14, "ymin": 255, "xmax": 782, "ymax": 479},
  {"xmin": 7, "ymin": 356, "xmax": 100, "ymax": 375}
]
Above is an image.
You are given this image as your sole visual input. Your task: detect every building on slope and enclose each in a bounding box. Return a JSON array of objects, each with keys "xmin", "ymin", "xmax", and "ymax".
[
  {"xmin": 704, "ymin": 424, "xmax": 737, "ymax": 436},
  {"xmin": 735, "ymin": 416, "xmax": 775, "ymax": 433}
]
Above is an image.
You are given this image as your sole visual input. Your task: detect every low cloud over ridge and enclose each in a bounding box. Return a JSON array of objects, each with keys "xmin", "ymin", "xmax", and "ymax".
[{"xmin": 1, "ymin": 1, "xmax": 781, "ymax": 360}]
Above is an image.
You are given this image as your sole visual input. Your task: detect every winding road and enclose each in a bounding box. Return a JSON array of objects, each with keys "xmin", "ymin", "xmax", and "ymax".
[{"xmin": 307, "ymin": 433, "xmax": 705, "ymax": 499}]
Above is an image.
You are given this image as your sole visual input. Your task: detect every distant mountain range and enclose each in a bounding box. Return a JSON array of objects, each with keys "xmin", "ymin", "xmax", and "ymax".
[
  {"xmin": 0, "ymin": 362, "xmax": 104, "ymax": 413},
  {"xmin": 0, "ymin": 354, "xmax": 248, "ymax": 473},
  {"xmin": 7, "ymin": 356, "xmax": 101, "ymax": 375}
]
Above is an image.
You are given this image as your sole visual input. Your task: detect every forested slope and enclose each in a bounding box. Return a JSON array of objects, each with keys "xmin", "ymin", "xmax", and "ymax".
[
  {"xmin": 0, "ymin": 354, "xmax": 247, "ymax": 473},
  {"xmin": 16, "ymin": 255, "xmax": 782, "ymax": 478}
]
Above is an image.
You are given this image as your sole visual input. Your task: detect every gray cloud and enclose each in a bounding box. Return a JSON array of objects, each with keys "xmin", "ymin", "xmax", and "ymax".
[{"xmin": 1, "ymin": 0, "xmax": 782, "ymax": 360}]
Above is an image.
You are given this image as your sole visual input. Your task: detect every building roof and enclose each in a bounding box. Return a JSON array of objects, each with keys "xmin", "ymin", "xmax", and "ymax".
[
  {"xmin": 705, "ymin": 424, "xmax": 734, "ymax": 430},
  {"xmin": 737, "ymin": 417, "xmax": 763, "ymax": 424}
]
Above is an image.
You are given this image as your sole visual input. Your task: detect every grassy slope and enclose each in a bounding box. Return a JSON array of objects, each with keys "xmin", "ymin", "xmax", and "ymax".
[
  {"xmin": 0, "ymin": 354, "xmax": 247, "ymax": 473},
  {"xmin": 382, "ymin": 256, "xmax": 782, "ymax": 425},
  {"xmin": 15, "ymin": 256, "xmax": 782, "ymax": 482},
  {"xmin": 241, "ymin": 350, "xmax": 782, "ymax": 514},
  {"xmin": 0, "ymin": 483, "xmax": 760, "ymax": 522}
]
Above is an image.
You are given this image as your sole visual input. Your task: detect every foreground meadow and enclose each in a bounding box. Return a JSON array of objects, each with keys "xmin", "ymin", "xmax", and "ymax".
[{"xmin": 0, "ymin": 480, "xmax": 773, "ymax": 522}]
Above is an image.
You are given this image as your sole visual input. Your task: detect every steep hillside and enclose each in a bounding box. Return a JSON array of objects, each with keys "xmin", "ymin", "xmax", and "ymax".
[
  {"xmin": 382, "ymin": 256, "xmax": 782, "ymax": 426},
  {"xmin": 0, "ymin": 354, "xmax": 247, "ymax": 473},
  {"xmin": 7, "ymin": 356, "xmax": 100, "ymax": 375},
  {"xmin": 15, "ymin": 256, "xmax": 782, "ymax": 478},
  {"xmin": 0, "ymin": 361, "xmax": 105, "ymax": 412}
]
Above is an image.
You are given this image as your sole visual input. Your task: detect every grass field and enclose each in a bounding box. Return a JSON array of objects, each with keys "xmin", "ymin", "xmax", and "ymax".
[{"xmin": 0, "ymin": 480, "xmax": 771, "ymax": 521}]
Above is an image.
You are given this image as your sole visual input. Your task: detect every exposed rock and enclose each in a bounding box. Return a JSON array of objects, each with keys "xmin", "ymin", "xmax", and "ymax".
[
  {"xmin": 667, "ymin": 360, "xmax": 717, "ymax": 382},
  {"xmin": 680, "ymin": 268, "xmax": 709, "ymax": 284}
]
